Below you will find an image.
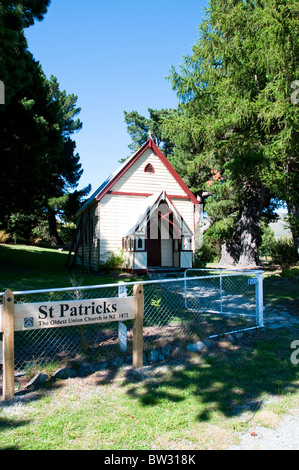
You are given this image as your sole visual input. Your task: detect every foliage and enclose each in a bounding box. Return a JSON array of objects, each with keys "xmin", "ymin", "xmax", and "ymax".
[
  {"xmin": 163, "ymin": 0, "xmax": 299, "ymax": 265},
  {"xmin": 123, "ymin": 108, "xmax": 175, "ymax": 160},
  {"xmin": 98, "ymin": 251, "xmax": 125, "ymax": 273},
  {"xmin": 269, "ymin": 238, "xmax": 299, "ymax": 270},
  {"xmin": 7, "ymin": 212, "xmax": 38, "ymax": 242},
  {"xmin": 287, "ymin": 211, "xmax": 299, "ymax": 246},
  {"xmin": 0, "ymin": 0, "xmax": 51, "ymax": 103},
  {"xmin": 194, "ymin": 240, "xmax": 218, "ymax": 266},
  {"xmin": 0, "ymin": 2, "xmax": 89, "ymax": 244},
  {"xmin": 259, "ymin": 221, "xmax": 276, "ymax": 256},
  {"xmin": 58, "ymin": 222, "xmax": 77, "ymax": 245},
  {"xmin": 123, "ymin": 1, "xmax": 299, "ymax": 266},
  {"xmin": 280, "ymin": 266, "xmax": 299, "ymax": 280},
  {"xmin": 31, "ymin": 218, "xmax": 77, "ymax": 246},
  {"xmin": 203, "ymin": 217, "xmax": 236, "ymax": 258}
]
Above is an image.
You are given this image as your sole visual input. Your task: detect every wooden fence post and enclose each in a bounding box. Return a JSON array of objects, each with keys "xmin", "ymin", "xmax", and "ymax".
[
  {"xmin": 2, "ymin": 290, "xmax": 15, "ymax": 401},
  {"xmin": 133, "ymin": 284, "xmax": 144, "ymax": 369}
]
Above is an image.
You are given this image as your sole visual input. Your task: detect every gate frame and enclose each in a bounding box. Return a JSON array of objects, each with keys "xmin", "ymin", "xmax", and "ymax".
[
  {"xmin": 1, "ymin": 270, "xmax": 263, "ymax": 401},
  {"xmin": 184, "ymin": 268, "xmax": 264, "ymax": 338}
]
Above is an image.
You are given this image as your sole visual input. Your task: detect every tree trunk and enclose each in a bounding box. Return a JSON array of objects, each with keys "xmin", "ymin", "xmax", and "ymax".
[
  {"xmin": 218, "ymin": 214, "xmax": 242, "ymax": 267},
  {"xmin": 48, "ymin": 208, "xmax": 62, "ymax": 246},
  {"xmin": 237, "ymin": 205, "xmax": 262, "ymax": 267},
  {"xmin": 218, "ymin": 183, "xmax": 270, "ymax": 268},
  {"xmin": 219, "ymin": 240, "xmax": 240, "ymax": 267}
]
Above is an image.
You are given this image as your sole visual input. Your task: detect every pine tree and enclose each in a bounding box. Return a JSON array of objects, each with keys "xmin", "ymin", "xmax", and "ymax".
[
  {"xmin": 0, "ymin": 1, "xmax": 90, "ymax": 243},
  {"xmin": 123, "ymin": 108, "xmax": 175, "ymax": 159},
  {"xmin": 165, "ymin": 0, "xmax": 299, "ymax": 265}
]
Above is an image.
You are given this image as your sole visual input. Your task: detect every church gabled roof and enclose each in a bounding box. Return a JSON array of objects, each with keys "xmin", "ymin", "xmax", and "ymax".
[
  {"xmin": 123, "ymin": 190, "xmax": 193, "ymax": 238},
  {"xmin": 76, "ymin": 139, "xmax": 198, "ymax": 216}
]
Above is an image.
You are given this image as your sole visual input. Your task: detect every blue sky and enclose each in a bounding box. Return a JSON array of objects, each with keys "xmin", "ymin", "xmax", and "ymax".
[{"xmin": 25, "ymin": 0, "xmax": 209, "ymax": 194}]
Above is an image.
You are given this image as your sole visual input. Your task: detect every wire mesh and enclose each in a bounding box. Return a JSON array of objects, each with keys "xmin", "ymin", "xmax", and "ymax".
[
  {"xmin": 184, "ymin": 269, "xmax": 259, "ymax": 337},
  {"xmin": 0, "ymin": 270, "xmax": 263, "ymax": 372}
]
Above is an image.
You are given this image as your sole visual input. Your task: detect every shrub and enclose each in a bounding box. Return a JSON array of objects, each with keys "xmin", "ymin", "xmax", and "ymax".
[
  {"xmin": 280, "ymin": 266, "xmax": 299, "ymax": 280},
  {"xmin": 58, "ymin": 222, "xmax": 77, "ymax": 245},
  {"xmin": 259, "ymin": 222, "xmax": 276, "ymax": 259},
  {"xmin": 269, "ymin": 238, "xmax": 299, "ymax": 270},
  {"xmin": 195, "ymin": 241, "xmax": 218, "ymax": 267},
  {"xmin": 98, "ymin": 251, "xmax": 124, "ymax": 272}
]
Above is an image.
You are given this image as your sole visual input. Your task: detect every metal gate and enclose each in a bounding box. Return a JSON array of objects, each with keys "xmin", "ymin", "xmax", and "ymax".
[{"xmin": 0, "ymin": 269, "xmax": 263, "ymax": 371}]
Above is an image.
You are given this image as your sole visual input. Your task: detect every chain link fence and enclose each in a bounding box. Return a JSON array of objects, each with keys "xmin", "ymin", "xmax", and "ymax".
[{"xmin": 0, "ymin": 270, "xmax": 263, "ymax": 372}]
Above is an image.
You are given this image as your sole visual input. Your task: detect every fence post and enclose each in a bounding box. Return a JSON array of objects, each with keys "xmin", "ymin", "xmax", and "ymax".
[
  {"xmin": 255, "ymin": 272, "xmax": 264, "ymax": 328},
  {"xmin": 219, "ymin": 269, "xmax": 223, "ymax": 315},
  {"xmin": 2, "ymin": 290, "xmax": 15, "ymax": 401},
  {"xmin": 184, "ymin": 270, "xmax": 188, "ymax": 308},
  {"xmin": 118, "ymin": 281, "xmax": 128, "ymax": 352},
  {"xmin": 133, "ymin": 283, "xmax": 144, "ymax": 369}
]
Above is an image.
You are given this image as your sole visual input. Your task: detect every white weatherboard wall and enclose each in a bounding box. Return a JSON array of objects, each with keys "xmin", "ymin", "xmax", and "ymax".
[
  {"xmin": 76, "ymin": 144, "xmax": 197, "ymax": 271},
  {"xmin": 100, "ymin": 195, "xmax": 195, "ymax": 262},
  {"xmin": 100, "ymin": 194, "xmax": 145, "ymax": 259},
  {"xmin": 173, "ymin": 199, "xmax": 194, "ymax": 237},
  {"xmin": 99, "ymin": 149, "xmax": 196, "ymax": 261},
  {"xmin": 112, "ymin": 149, "xmax": 187, "ymax": 196},
  {"xmin": 77, "ymin": 201, "xmax": 100, "ymax": 271}
]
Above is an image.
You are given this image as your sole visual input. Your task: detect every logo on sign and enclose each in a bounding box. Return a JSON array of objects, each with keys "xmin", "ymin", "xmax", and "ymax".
[{"xmin": 24, "ymin": 317, "xmax": 34, "ymax": 328}]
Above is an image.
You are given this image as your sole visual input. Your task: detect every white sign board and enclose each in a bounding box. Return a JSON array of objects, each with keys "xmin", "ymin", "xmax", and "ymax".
[{"xmin": 0, "ymin": 296, "xmax": 136, "ymax": 332}]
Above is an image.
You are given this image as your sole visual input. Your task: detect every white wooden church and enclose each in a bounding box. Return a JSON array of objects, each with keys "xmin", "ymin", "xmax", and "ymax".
[{"xmin": 68, "ymin": 139, "xmax": 199, "ymax": 274}]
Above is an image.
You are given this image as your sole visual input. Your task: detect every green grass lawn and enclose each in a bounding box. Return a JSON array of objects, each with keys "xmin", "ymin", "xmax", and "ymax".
[
  {"xmin": 263, "ymin": 271, "xmax": 299, "ymax": 314},
  {"xmin": 0, "ymin": 244, "xmax": 138, "ymax": 293},
  {"xmin": 0, "ymin": 327, "xmax": 298, "ymax": 450},
  {"xmin": 0, "ymin": 244, "xmax": 298, "ymax": 450}
]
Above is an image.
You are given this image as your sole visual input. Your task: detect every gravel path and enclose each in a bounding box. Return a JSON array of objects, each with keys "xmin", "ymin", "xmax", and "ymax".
[{"xmin": 229, "ymin": 410, "xmax": 299, "ymax": 450}]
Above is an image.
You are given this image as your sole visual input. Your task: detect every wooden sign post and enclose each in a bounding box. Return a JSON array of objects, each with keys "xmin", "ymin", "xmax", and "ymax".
[
  {"xmin": 1, "ymin": 283, "xmax": 144, "ymax": 401},
  {"xmin": 2, "ymin": 290, "xmax": 15, "ymax": 401},
  {"xmin": 133, "ymin": 284, "xmax": 144, "ymax": 369}
]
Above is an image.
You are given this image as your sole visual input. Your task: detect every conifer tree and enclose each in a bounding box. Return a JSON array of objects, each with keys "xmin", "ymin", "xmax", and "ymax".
[
  {"xmin": 165, "ymin": 0, "xmax": 299, "ymax": 265},
  {"xmin": 0, "ymin": 1, "xmax": 90, "ymax": 243}
]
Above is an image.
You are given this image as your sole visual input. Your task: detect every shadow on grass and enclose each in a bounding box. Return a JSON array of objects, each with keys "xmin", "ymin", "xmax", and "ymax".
[
  {"xmin": 0, "ymin": 388, "xmax": 39, "ymax": 450},
  {"xmin": 0, "ymin": 414, "xmax": 30, "ymax": 450},
  {"xmin": 0, "ymin": 378, "xmax": 63, "ymax": 413},
  {"xmin": 0, "ymin": 379, "xmax": 64, "ymax": 450},
  {"xmin": 122, "ymin": 328, "xmax": 299, "ymax": 421},
  {"xmin": 263, "ymin": 274, "xmax": 299, "ymax": 314}
]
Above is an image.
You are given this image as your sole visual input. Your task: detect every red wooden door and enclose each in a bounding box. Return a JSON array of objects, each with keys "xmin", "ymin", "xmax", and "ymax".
[
  {"xmin": 147, "ymin": 236, "xmax": 161, "ymax": 266},
  {"xmin": 147, "ymin": 216, "xmax": 161, "ymax": 266}
]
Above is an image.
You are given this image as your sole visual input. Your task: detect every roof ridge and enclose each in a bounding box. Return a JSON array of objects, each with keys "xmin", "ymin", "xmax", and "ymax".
[{"xmin": 76, "ymin": 139, "xmax": 197, "ymax": 216}]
